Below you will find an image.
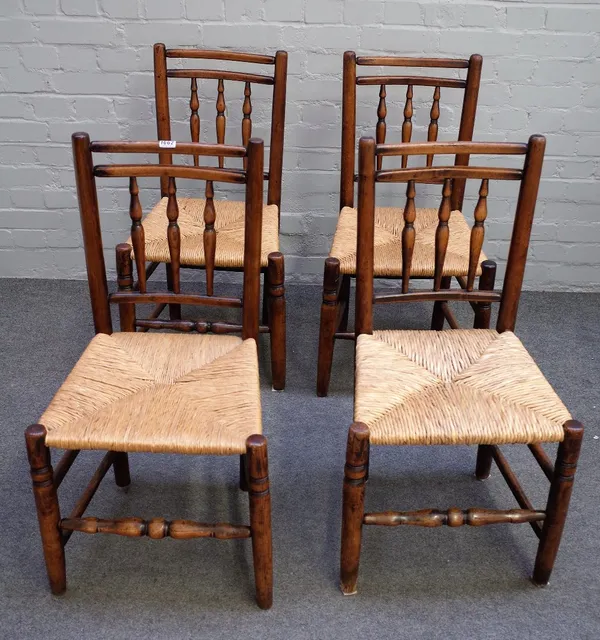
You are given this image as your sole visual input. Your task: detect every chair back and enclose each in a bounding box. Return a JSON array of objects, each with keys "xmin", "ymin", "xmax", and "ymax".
[
  {"xmin": 341, "ymin": 52, "xmax": 482, "ymax": 212},
  {"xmin": 153, "ymin": 44, "xmax": 287, "ymax": 211},
  {"xmin": 72, "ymin": 133, "xmax": 265, "ymax": 341},
  {"xmin": 354, "ymin": 135, "xmax": 546, "ymax": 336}
]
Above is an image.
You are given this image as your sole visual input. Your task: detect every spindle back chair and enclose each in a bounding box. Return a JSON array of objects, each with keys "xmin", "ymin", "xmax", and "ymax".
[
  {"xmin": 79, "ymin": 136, "xmax": 265, "ymax": 338},
  {"xmin": 154, "ymin": 44, "xmax": 287, "ymax": 211},
  {"xmin": 340, "ymin": 135, "xmax": 584, "ymax": 596},
  {"xmin": 341, "ymin": 52, "xmax": 482, "ymax": 211},
  {"xmin": 145, "ymin": 44, "xmax": 288, "ymax": 389},
  {"xmin": 317, "ymin": 52, "xmax": 483, "ymax": 396},
  {"xmin": 24, "ymin": 133, "xmax": 273, "ymax": 609}
]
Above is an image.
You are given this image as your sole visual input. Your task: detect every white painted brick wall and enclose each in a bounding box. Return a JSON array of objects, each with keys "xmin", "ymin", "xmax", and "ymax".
[{"xmin": 0, "ymin": 0, "xmax": 598, "ymax": 290}]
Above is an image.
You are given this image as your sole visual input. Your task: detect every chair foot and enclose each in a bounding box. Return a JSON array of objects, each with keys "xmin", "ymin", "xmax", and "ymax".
[
  {"xmin": 25, "ymin": 424, "xmax": 66, "ymax": 596},
  {"xmin": 340, "ymin": 423, "xmax": 370, "ymax": 596},
  {"xmin": 317, "ymin": 258, "xmax": 340, "ymax": 397},
  {"xmin": 532, "ymin": 421, "xmax": 583, "ymax": 586},
  {"xmin": 475, "ymin": 445, "xmax": 493, "ymax": 480},
  {"xmin": 267, "ymin": 252, "xmax": 286, "ymax": 391},
  {"xmin": 113, "ymin": 452, "xmax": 131, "ymax": 488},
  {"xmin": 247, "ymin": 435, "xmax": 273, "ymax": 609}
]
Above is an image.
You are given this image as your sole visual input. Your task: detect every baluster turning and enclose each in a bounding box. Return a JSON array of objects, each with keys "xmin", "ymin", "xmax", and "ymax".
[
  {"xmin": 434, "ymin": 178, "xmax": 453, "ymax": 290},
  {"xmin": 190, "ymin": 78, "xmax": 200, "ymax": 166},
  {"xmin": 128, "ymin": 177, "xmax": 146, "ymax": 293},
  {"xmin": 401, "ymin": 84, "xmax": 413, "ymax": 168},
  {"xmin": 216, "ymin": 78, "xmax": 226, "ymax": 168},
  {"xmin": 427, "ymin": 86, "xmax": 441, "ymax": 167},
  {"xmin": 166, "ymin": 177, "xmax": 181, "ymax": 294},
  {"xmin": 242, "ymin": 82, "xmax": 253, "ymax": 169},
  {"xmin": 402, "ymin": 180, "xmax": 416, "ymax": 293},
  {"xmin": 204, "ymin": 180, "xmax": 217, "ymax": 296},
  {"xmin": 376, "ymin": 84, "xmax": 387, "ymax": 171},
  {"xmin": 467, "ymin": 179, "xmax": 489, "ymax": 291}
]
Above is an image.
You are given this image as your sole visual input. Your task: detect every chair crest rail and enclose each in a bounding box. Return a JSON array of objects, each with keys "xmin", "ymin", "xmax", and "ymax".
[
  {"xmin": 356, "ymin": 56, "xmax": 470, "ymax": 68},
  {"xmin": 166, "ymin": 48, "xmax": 276, "ymax": 65},
  {"xmin": 89, "ymin": 140, "xmax": 247, "ymax": 157}
]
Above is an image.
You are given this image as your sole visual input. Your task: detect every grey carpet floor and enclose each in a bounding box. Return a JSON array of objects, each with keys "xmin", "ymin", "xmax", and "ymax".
[{"xmin": 1, "ymin": 279, "xmax": 599, "ymax": 640}]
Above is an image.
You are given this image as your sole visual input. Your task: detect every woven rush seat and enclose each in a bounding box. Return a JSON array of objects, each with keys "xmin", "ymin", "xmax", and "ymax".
[
  {"xmin": 330, "ymin": 206, "xmax": 487, "ymax": 277},
  {"xmin": 133, "ymin": 197, "xmax": 279, "ymax": 268},
  {"xmin": 41, "ymin": 333, "xmax": 261, "ymax": 455},
  {"xmin": 355, "ymin": 330, "xmax": 570, "ymax": 446}
]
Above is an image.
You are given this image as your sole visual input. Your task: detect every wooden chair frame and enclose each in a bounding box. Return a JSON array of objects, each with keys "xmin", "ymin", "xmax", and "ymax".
[
  {"xmin": 339, "ymin": 135, "xmax": 584, "ymax": 595},
  {"xmin": 317, "ymin": 52, "xmax": 483, "ymax": 396},
  {"xmin": 153, "ymin": 44, "xmax": 288, "ymax": 389},
  {"xmin": 25, "ymin": 133, "xmax": 273, "ymax": 609}
]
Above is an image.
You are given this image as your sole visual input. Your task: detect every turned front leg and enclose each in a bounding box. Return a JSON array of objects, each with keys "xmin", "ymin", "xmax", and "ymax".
[
  {"xmin": 267, "ymin": 252, "xmax": 286, "ymax": 391},
  {"xmin": 25, "ymin": 424, "xmax": 66, "ymax": 595},
  {"xmin": 317, "ymin": 257, "xmax": 341, "ymax": 397},
  {"xmin": 533, "ymin": 420, "xmax": 583, "ymax": 586},
  {"xmin": 247, "ymin": 435, "xmax": 273, "ymax": 609},
  {"xmin": 340, "ymin": 423, "xmax": 370, "ymax": 595}
]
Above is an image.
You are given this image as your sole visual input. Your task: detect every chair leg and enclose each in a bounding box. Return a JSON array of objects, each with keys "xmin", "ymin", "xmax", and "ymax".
[
  {"xmin": 165, "ymin": 263, "xmax": 181, "ymax": 320},
  {"xmin": 25, "ymin": 424, "xmax": 66, "ymax": 595},
  {"xmin": 246, "ymin": 435, "xmax": 273, "ymax": 609},
  {"xmin": 474, "ymin": 445, "xmax": 495, "ymax": 483},
  {"xmin": 239, "ymin": 454, "xmax": 248, "ymax": 492},
  {"xmin": 339, "ymin": 275, "xmax": 351, "ymax": 332},
  {"xmin": 431, "ymin": 276, "xmax": 451, "ymax": 330},
  {"xmin": 340, "ymin": 423, "xmax": 370, "ymax": 595},
  {"xmin": 317, "ymin": 257, "xmax": 340, "ymax": 397},
  {"xmin": 112, "ymin": 452, "xmax": 131, "ymax": 488},
  {"xmin": 267, "ymin": 252, "xmax": 286, "ymax": 391},
  {"xmin": 261, "ymin": 270, "xmax": 268, "ymax": 326},
  {"xmin": 532, "ymin": 420, "xmax": 584, "ymax": 586},
  {"xmin": 474, "ymin": 261, "xmax": 497, "ymax": 474},
  {"xmin": 475, "ymin": 445, "xmax": 494, "ymax": 480}
]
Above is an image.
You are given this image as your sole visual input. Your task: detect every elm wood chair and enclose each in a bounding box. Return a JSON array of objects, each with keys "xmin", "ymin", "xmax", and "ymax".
[
  {"xmin": 317, "ymin": 52, "xmax": 484, "ymax": 396},
  {"xmin": 140, "ymin": 43, "xmax": 288, "ymax": 389},
  {"xmin": 340, "ymin": 135, "xmax": 584, "ymax": 595},
  {"xmin": 25, "ymin": 133, "xmax": 273, "ymax": 609}
]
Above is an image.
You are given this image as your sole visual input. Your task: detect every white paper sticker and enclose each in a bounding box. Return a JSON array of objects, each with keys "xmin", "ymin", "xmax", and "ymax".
[{"xmin": 159, "ymin": 140, "xmax": 177, "ymax": 149}]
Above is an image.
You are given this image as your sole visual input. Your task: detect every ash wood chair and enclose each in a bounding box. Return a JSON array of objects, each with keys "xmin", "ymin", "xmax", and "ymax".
[
  {"xmin": 340, "ymin": 135, "xmax": 584, "ymax": 595},
  {"xmin": 317, "ymin": 52, "xmax": 483, "ymax": 396},
  {"xmin": 25, "ymin": 133, "xmax": 273, "ymax": 609},
  {"xmin": 144, "ymin": 43, "xmax": 288, "ymax": 389}
]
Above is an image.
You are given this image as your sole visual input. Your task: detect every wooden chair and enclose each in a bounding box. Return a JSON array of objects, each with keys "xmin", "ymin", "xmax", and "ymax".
[
  {"xmin": 317, "ymin": 52, "xmax": 483, "ymax": 396},
  {"xmin": 145, "ymin": 44, "xmax": 287, "ymax": 390},
  {"xmin": 340, "ymin": 136, "xmax": 584, "ymax": 595},
  {"xmin": 25, "ymin": 133, "xmax": 273, "ymax": 609}
]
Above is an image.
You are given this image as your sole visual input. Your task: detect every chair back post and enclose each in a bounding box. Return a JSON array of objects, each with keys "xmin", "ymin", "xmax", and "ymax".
[
  {"xmin": 340, "ymin": 51, "xmax": 357, "ymax": 210},
  {"xmin": 452, "ymin": 53, "xmax": 482, "ymax": 211},
  {"xmin": 267, "ymin": 50, "xmax": 288, "ymax": 213},
  {"xmin": 242, "ymin": 138, "xmax": 265, "ymax": 341},
  {"xmin": 72, "ymin": 132, "xmax": 112, "ymax": 335},
  {"xmin": 497, "ymin": 135, "xmax": 546, "ymax": 333},
  {"xmin": 354, "ymin": 137, "xmax": 376, "ymax": 337},
  {"xmin": 154, "ymin": 43, "xmax": 172, "ymax": 197}
]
